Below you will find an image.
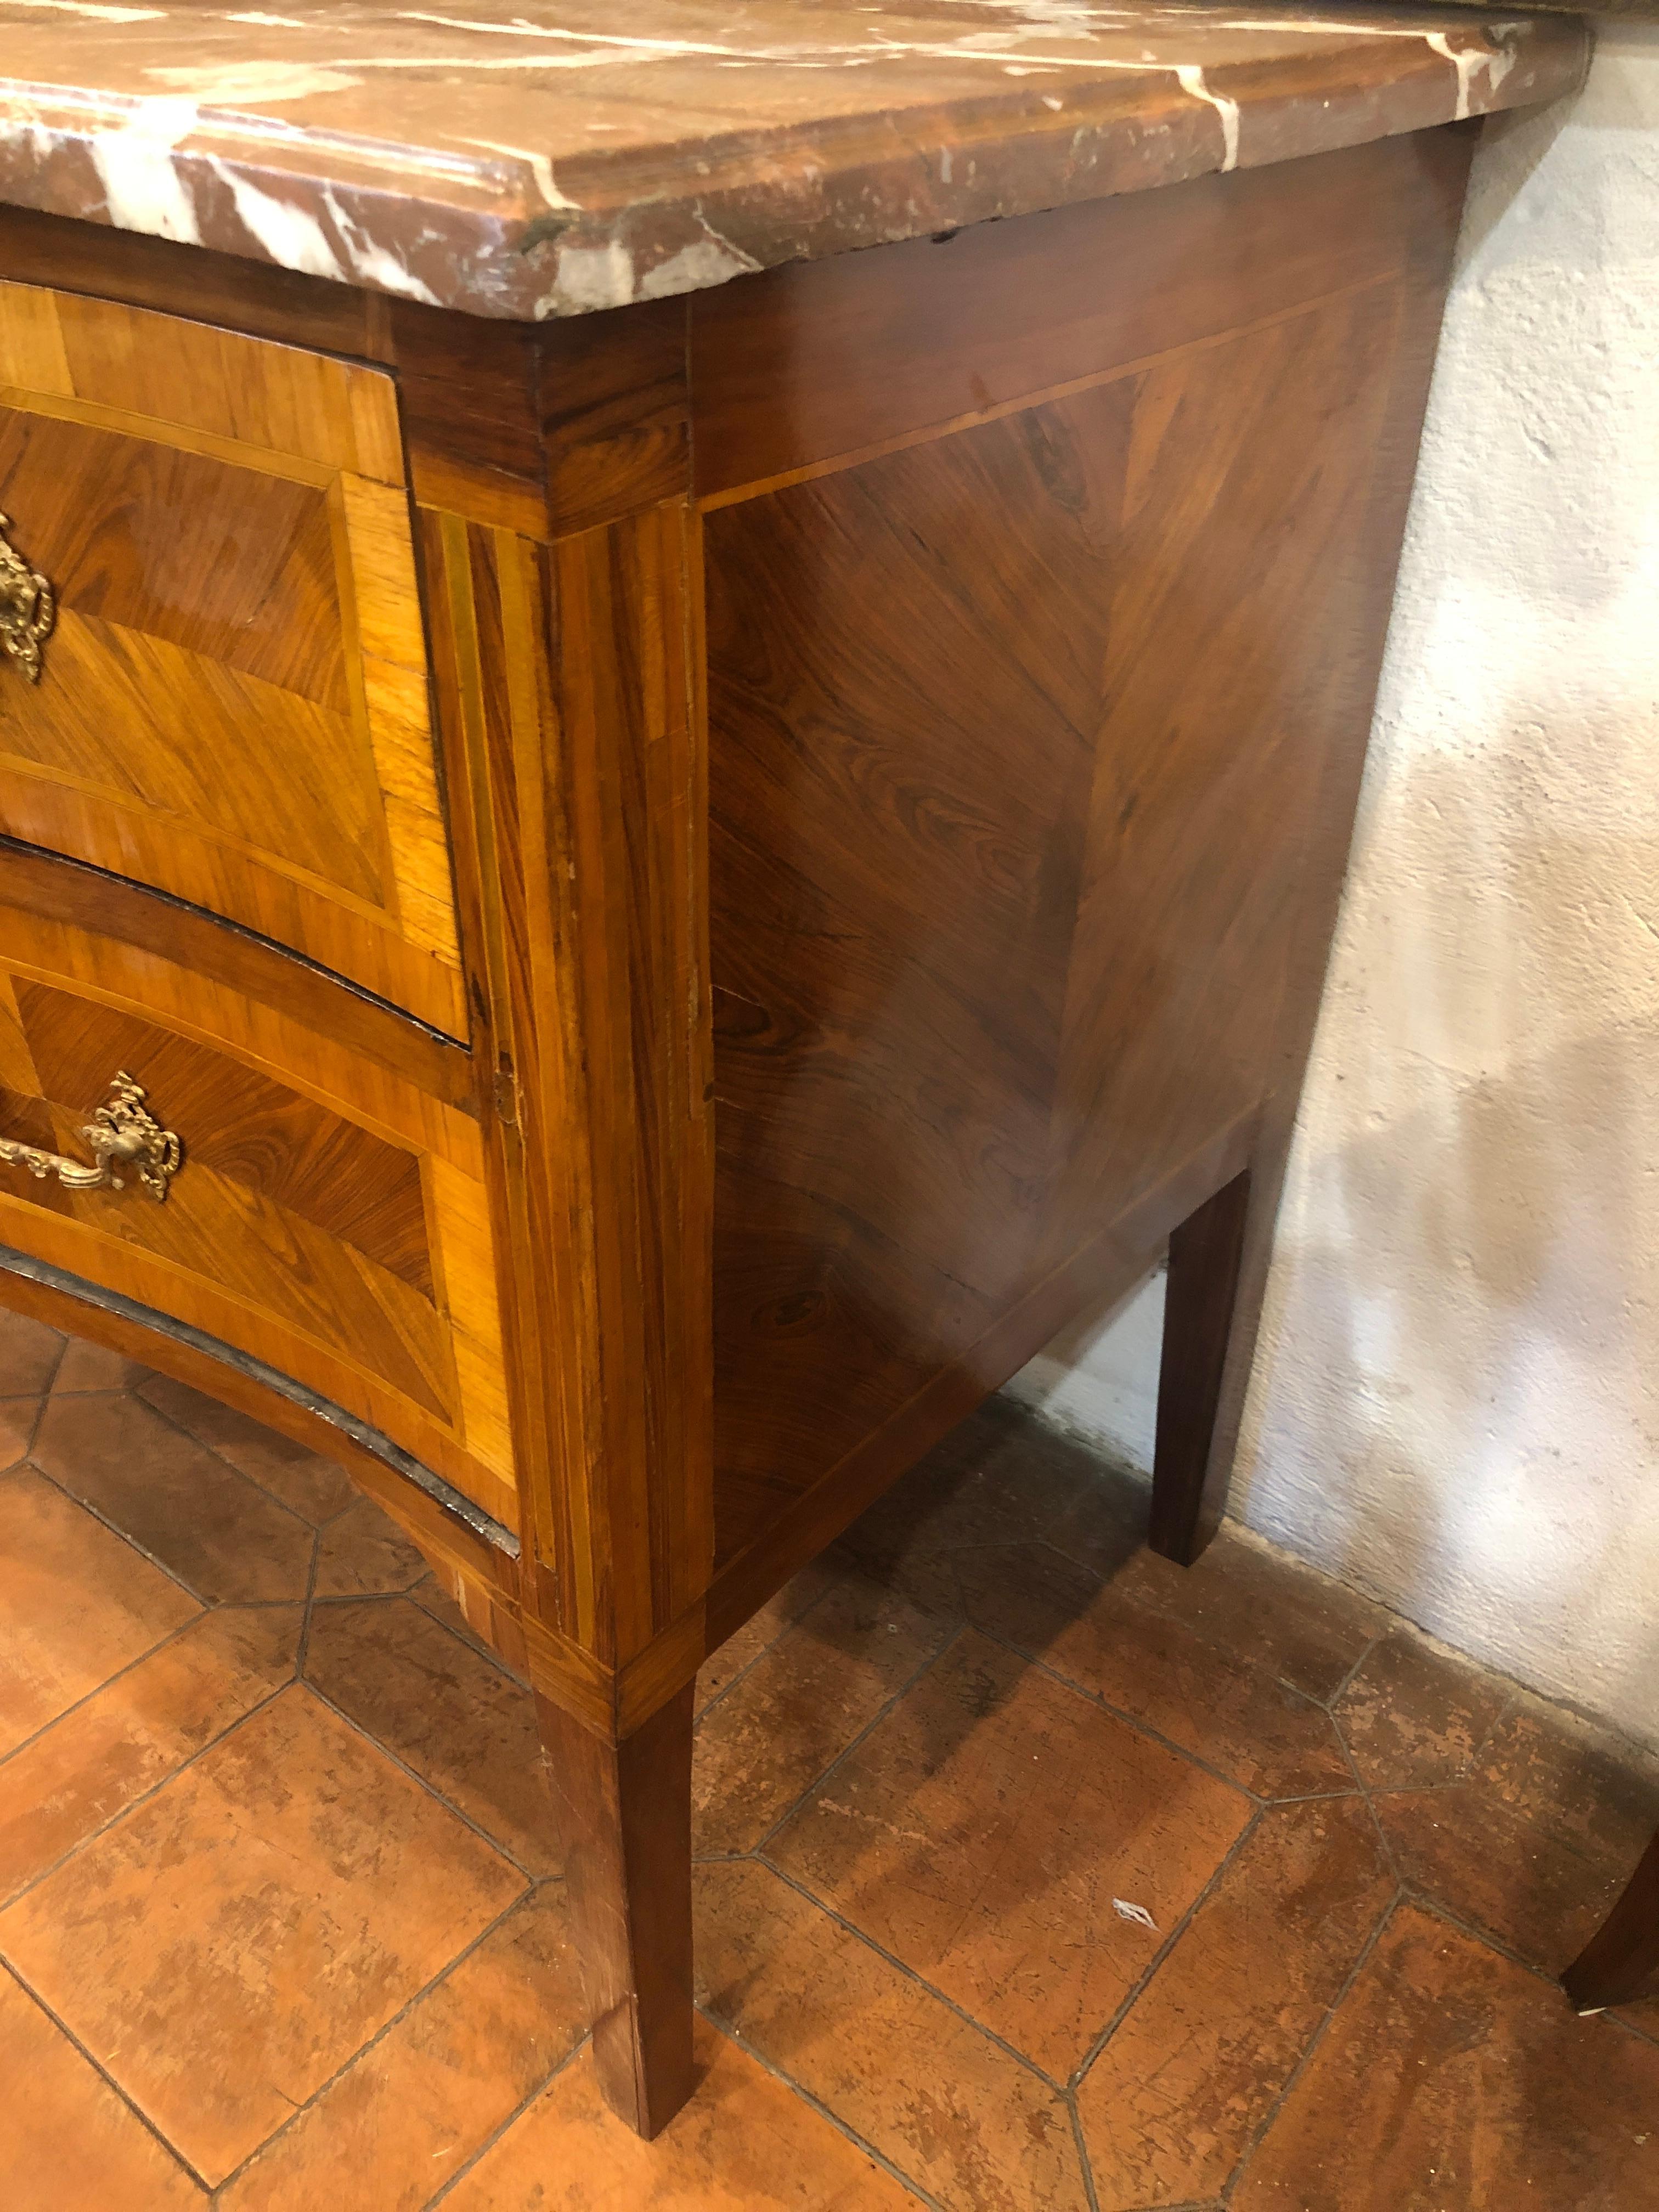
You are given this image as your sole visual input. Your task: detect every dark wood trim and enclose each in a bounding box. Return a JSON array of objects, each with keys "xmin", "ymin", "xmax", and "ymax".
[
  {"xmin": 537, "ymin": 1684, "xmax": 697, "ymax": 2138},
  {"xmin": 0, "ymin": 838, "xmax": 474, "ymax": 1101},
  {"xmin": 1150, "ymin": 1168, "xmax": 1254, "ymax": 1562},
  {"xmin": 1564, "ymin": 1829, "xmax": 1659, "ymax": 2014},
  {"xmin": 0, "ymin": 1242, "xmax": 517, "ymax": 1573}
]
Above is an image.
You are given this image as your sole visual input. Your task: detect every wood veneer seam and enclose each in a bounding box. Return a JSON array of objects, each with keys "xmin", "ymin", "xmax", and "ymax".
[
  {"xmin": 0, "ymin": 1183, "xmax": 458, "ymax": 1430},
  {"xmin": 0, "ymin": 946, "xmax": 471, "ymax": 1149},
  {"xmin": 0, "ymin": 380, "xmax": 341, "ymax": 490},
  {"xmin": 0, "ymin": 1239, "xmax": 519, "ymax": 1555},
  {"xmin": 0, "ymin": 832, "xmax": 473, "ymax": 1061},
  {"xmin": 695, "ymin": 267, "xmax": 1404, "ymax": 514},
  {"xmin": 0, "ymin": 745, "xmax": 410, "ymax": 936}
]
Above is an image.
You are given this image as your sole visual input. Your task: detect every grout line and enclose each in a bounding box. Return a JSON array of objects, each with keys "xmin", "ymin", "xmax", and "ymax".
[
  {"xmin": 1099, "ymin": 2202, "xmax": 1222, "ymax": 2212},
  {"xmin": 746, "ymin": 1616, "xmax": 967, "ymax": 1861},
  {"xmin": 135, "ymin": 1383, "xmax": 340, "ymax": 1535},
  {"xmin": 196, "ymin": 1596, "xmax": 309, "ymax": 1612},
  {"xmin": 22, "ymin": 1364, "xmax": 63, "ymax": 1457},
  {"xmin": 24, "ymin": 1451, "xmax": 219, "ymax": 1610},
  {"xmin": 0, "ymin": 1680, "xmax": 297, "ymax": 1916},
  {"xmin": 1362, "ymin": 1775, "xmax": 1501, "ymax": 1801},
  {"xmin": 1404, "ymin": 1885, "xmax": 1659, "ymax": 2028},
  {"xmin": 691, "ymin": 1569, "xmax": 844, "ymax": 1730},
  {"xmin": 1068, "ymin": 1806, "xmax": 1265, "ymax": 2090},
  {"xmin": 1323, "ymin": 1707, "xmax": 1407, "ymax": 1887},
  {"xmin": 970, "ymin": 1627, "xmax": 1262, "ymax": 1808},
  {"xmin": 309, "ymin": 1585, "xmax": 433, "ymax": 1610},
  {"xmin": 400, "ymin": 1579, "xmax": 534, "ymax": 1691},
  {"xmin": 1, "ymin": 1951, "xmax": 215, "ymax": 2194},
  {"xmin": 208, "ymin": 1878, "xmax": 557, "ymax": 2199},
  {"xmin": 1396, "ymin": 1893, "xmax": 1659, "ymax": 2056},
  {"xmin": 1263, "ymin": 1787, "xmax": 1365, "ymax": 1807},
  {"xmin": 1321, "ymin": 1632, "xmax": 1380, "ymax": 1712},
  {"xmin": 293, "ymin": 1523, "xmax": 323, "ymax": 1678},
  {"xmin": 1220, "ymin": 1888, "xmax": 1403, "ymax": 2202},
  {"xmin": 1068, "ymin": 2079, "xmax": 1104, "ymax": 2212},
  {"xmin": 1606, "ymin": 2006, "xmax": 1659, "ymax": 2052},
  {"xmin": 752, "ymin": 1853, "xmax": 1078, "ymax": 2096},
  {"xmin": 420, "ymin": 2032, "xmax": 592, "ymax": 2210},
  {"xmin": 1121, "ymin": 2202, "xmax": 1226, "ymax": 2211},
  {"xmin": 690, "ymin": 2006, "xmax": 952, "ymax": 2212},
  {"xmin": 42, "ymin": 1331, "xmax": 70, "ymax": 1398},
  {"xmin": 0, "ymin": 1601, "xmax": 227, "ymax": 1777},
  {"xmin": 298, "ymin": 1679, "xmax": 541, "ymax": 1885}
]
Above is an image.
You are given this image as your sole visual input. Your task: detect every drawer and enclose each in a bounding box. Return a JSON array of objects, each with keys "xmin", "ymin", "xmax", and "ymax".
[
  {"xmin": 0, "ymin": 883, "xmax": 515, "ymax": 1533},
  {"xmin": 0, "ymin": 280, "xmax": 465, "ymax": 1036}
]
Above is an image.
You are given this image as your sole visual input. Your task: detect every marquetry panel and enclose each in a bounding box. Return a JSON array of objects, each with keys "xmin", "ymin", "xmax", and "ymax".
[
  {"xmin": 0, "ymin": 897, "xmax": 515, "ymax": 1529},
  {"xmin": 706, "ymin": 278, "xmax": 1410, "ymax": 1567},
  {"xmin": 0, "ymin": 281, "xmax": 464, "ymax": 1034}
]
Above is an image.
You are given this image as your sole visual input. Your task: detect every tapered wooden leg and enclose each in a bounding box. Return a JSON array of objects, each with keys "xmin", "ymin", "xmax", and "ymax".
[
  {"xmin": 1149, "ymin": 1166, "xmax": 1255, "ymax": 1566},
  {"xmin": 1562, "ymin": 1826, "xmax": 1659, "ymax": 2013},
  {"xmin": 537, "ymin": 1684, "xmax": 697, "ymax": 2138}
]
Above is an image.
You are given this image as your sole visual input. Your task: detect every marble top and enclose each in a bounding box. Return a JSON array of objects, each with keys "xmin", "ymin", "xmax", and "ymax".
[{"xmin": 0, "ymin": 2, "xmax": 1587, "ymax": 321}]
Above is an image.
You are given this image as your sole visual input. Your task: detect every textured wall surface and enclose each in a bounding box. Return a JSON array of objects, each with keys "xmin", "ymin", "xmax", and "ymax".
[{"xmin": 1012, "ymin": 31, "xmax": 1659, "ymax": 1751}]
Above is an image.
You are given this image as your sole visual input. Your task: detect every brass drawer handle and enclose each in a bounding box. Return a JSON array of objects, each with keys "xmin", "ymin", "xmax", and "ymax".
[
  {"xmin": 0, "ymin": 511, "xmax": 55, "ymax": 684},
  {"xmin": 0, "ymin": 1073, "xmax": 182, "ymax": 1201}
]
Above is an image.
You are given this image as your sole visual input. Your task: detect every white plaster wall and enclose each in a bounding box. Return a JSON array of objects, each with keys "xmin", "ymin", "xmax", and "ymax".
[{"xmin": 1011, "ymin": 32, "xmax": 1659, "ymax": 1751}]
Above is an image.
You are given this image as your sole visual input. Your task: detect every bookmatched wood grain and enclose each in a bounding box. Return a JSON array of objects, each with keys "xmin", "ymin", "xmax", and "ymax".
[
  {"xmin": 0, "ymin": 889, "xmax": 516, "ymax": 1530},
  {"xmin": 0, "ymin": 119, "xmax": 1470, "ymax": 1758},
  {"xmin": 702, "ymin": 255, "xmax": 1445, "ymax": 1584},
  {"xmin": 0, "ymin": 279, "xmax": 465, "ymax": 1035}
]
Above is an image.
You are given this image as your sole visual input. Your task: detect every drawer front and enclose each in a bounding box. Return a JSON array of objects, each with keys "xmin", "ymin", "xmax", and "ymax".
[
  {"xmin": 0, "ymin": 280, "xmax": 465, "ymax": 1036},
  {"xmin": 0, "ymin": 892, "xmax": 514, "ymax": 1531}
]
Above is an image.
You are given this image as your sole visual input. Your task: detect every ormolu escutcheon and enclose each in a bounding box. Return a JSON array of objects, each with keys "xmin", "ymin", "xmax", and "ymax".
[
  {"xmin": 0, "ymin": 511, "xmax": 55, "ymax": 683},
  {"xmin": 0, "ymin": 1072, "xmax": 183, "ymax": 1201}
]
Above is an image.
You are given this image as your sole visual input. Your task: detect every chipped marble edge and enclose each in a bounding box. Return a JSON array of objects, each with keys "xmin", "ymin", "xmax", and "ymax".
[{"xmin": 0, "ymin": 16, "xmax": 1589, "ymax": 321}]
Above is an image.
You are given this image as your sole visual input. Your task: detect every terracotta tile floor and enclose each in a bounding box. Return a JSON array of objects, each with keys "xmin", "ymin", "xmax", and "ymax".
[{"xmin": 2, "ymin": 1311, "xmax": 1657, "ymax": 2210}]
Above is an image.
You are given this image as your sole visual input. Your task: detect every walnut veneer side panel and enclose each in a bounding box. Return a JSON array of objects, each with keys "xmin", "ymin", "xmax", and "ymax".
[
  {"xmin": 0, "ymin": 280, "xmax": 466, "ymax": 1034},
  {"xmin": 701, "ymin": 127, "xmax": 1472, "ymax": 1585}
]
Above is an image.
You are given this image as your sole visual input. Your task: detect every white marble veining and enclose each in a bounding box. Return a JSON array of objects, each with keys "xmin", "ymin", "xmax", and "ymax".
[
  {"xmin": 0, "ymin": 2, "xmax": 1588, "ymax": 318},
  {"xmin": 1176, "ymin": 61, "xmax": 1241, "ymax": 167}
]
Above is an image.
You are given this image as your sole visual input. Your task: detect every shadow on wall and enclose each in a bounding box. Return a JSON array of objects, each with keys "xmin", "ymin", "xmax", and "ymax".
[
  {"xmin": 1238, "ymin": 732, "xmax": 1659, "ymax": 1754},
  {"xmin": 1239, "ymin": 32, "xmax": 1659, "ymax": 1752},
  {"xmin": 1018, "ymin": 37, "xmax": 1659, "ymax": 1751}
]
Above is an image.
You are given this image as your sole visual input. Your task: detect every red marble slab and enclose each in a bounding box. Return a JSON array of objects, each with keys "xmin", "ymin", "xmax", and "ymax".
[{"xmin": 0, "ymin": 3, "xmax": 1588, "ymax": 321}]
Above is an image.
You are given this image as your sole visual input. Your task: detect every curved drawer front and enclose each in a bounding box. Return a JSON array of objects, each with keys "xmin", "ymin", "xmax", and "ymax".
[
  {"xmin": 0, "ymin": 279, "xmax": 465, "ymax": 1036},
  {"xmin": 0, "ymin": 888, "xmax": 514, "ymax": 1532}
]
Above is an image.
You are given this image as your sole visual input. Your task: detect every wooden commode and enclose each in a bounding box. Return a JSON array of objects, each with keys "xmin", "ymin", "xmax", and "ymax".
[{"xmin": 0, "ymin": 0, "xmax": 1587, "ymax": 2138}]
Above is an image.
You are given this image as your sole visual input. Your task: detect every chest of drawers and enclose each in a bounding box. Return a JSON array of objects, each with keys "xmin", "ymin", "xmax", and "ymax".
[{"xmin": 0, "ymin": 0, "xmax": 1585, "ymax": 2137}]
